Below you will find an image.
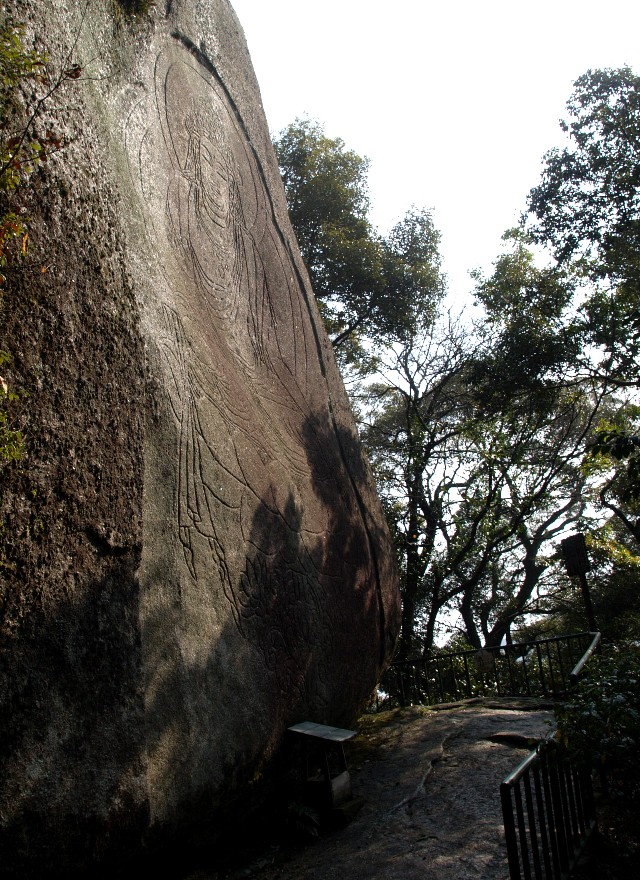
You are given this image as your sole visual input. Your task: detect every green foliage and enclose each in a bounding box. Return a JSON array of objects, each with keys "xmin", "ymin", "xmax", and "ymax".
[
  {"xmin": 472, "ymin": 230, "xmax": 580, "ymax": 399},
  {"xmin": 556, "ymin": 644, "xmax": 640, "ymax": 797},
  {"xmin": 380, "ymin": 208, "xmax": 446, "ymax": 337},
  {"xmin": 526, "ymin": 67, "xmax": 640, "ymax": 392},
  {"xmin": 0, "ymin": 18, "xmax": 43, "ymax": 284},
  {"xmin": 527, "ymin": 67, "xmax": 640, "ymax": 286},
  {"xmin": 0, "ymin": 19, "xmax": 45, "ymax": 91},
  {"xmin": 588, "ymin": 422, "xmax": 640, "ymax": 502},
  {"xmin": 0, "ymin": 350, "xmax": 23, "ymax": 464},
  {"xmin": 0, "ymin": 19, "xmax": 64, "ymax": 184},
  {"xmin": 273, "ymin": 119, "xmax": 444, "ymax": 366},
  {"xmin": 581, "ymin": 403, "xmax": 640, "ymax": 548},
  {"xmin": 0, "ymin": 19, "xmax": 74, "ymax": 284},
  {"xmin": 0, "ymin": 210, "xmax": 27, "ymax": 284},
  {"xmin": 0, "ymin": 19, "xmax": 78, "ymax": 465},
  {"xmin": 275, "ymin": 119, "xmax": 371, "ymax": 240},
  {"xmin": 0, "ymin": 19, "xmax": 41, "ymax": 464}
]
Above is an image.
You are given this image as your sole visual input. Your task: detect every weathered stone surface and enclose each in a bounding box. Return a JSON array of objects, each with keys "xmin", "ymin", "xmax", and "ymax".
[
  {"xmin": 0, "ymin": 1, "xmax": 400, "ymax": 875},
  {"xmin": 232, "ymin": 704, "xmax": 555, "ymax": 880}
]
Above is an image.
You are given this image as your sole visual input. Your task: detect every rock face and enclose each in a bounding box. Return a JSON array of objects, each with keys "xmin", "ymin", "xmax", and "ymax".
[{"xmin": 0, "ymin": 1, "xmax": 400, "ymax": 875}]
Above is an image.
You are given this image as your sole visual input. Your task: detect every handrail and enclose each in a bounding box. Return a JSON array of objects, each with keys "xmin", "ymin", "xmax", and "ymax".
[
  {"xmin": 377, "ymin": 632, "xmax": 600, "ymax": 709},
  {"xmin": 500, "ymin": 634, "xmax": 602, "ymax": 879},
  {"xmin": 569, "ymin": 631, "xmax": 601, "ymax": 685},
  {"xmin": 502, "ymin": 735, "xmax": 554, "ymax": 788},
  {"xmin": 500, "ymin": 736, "xmax": 597, "ymax": 880}
]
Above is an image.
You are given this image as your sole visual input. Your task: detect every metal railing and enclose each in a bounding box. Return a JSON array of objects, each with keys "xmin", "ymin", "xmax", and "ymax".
[
  {"xmin": 500, "ymin": 736, "xmax": 597, "ymax": 880},
  {"xmin": 378, "ymin": 632, "xmax": 600, "ymax": 708},
  {"xmin": 499, "ymin": 632, "xmax": 601, "ymax": 879}
]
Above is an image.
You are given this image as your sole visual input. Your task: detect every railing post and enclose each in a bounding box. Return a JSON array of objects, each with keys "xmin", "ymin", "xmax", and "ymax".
[
  {"xmin": 540, "ymin": 746, "xmax": 562, "ymax": 879},
  {"xmin": 463, "ymin": 653, "xmax": 472, "ymax": 698},
  {"xmin": 523, "ymin": 772, "xmax": 543, "ymax": 879},
  {"xmin": 569, "ymin": 633, "xmax": 601, "ymax": 686},
  {"xmin": 535, "ymin": 641, "xmax": 547, "ymax": 696},
  {"xmin": 506, "ymin": 648, "xmax": 517, "ymax": 694},
  {"xmin": 545, "ymin": 641, "xmax": 558, "ymax": 697},
  {"xmin": 424, "ymin": 657, "xmax": 434, "ymax": 706},
  {"xmin": 436, "ymin": 657, "xmax": 445, "ymax": 702},
  {"xmin": 449, "ymin": 655, "xmax": 460, "ymax": 700},
  {"xmin": 532, "ymin": 763, "xmax": 554, "ymax": 879},
  {"xmin": 547, "ymin": 745, "xmax": 571, "ymax": 875},
  {"xmin": 521, "ymin": 647, "xmax": 532, "ymax": 695},
  {"xmin": 396, "ymin": 663, "xmax": 406, "ymax": 707},
  {"xmin": 501, "ymin": 737, "xmax": 597, "ymax": 880},
  {"xmin": 501, "ymin": 782, "xmax": 522, "ymax": 880}
]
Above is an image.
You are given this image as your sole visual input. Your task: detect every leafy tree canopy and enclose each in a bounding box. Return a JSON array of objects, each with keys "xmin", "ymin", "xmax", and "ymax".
[
  {"xmin": 275, "ymin": 66, "xmax": 640, "ymax": 655},
  {"xmin": 273, "ymin": 119, "xmax": 445, "ymax": 365},
  {"xmin": 472, "ymin": 230, "xmax": 581, "ymax": 401},
  {"xmin": 527, "ymin": 66, "xmax": 640, "ymax": 285},
  {"xmin": 526, "ymin": 67, "xmax": 640, "ymax": 393}
]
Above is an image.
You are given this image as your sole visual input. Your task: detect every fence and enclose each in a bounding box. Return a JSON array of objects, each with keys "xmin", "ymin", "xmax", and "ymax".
[
  {"xmin": 376, "ymin": 633, "xmax": 602, "ymax": 878},
  {"xmin": 500, "ymin": 736, "xmax": 597, "ymax": 880},
  {"xmin": 499, "ymin": 632, "xmax": 601, "ymax": 879},
  {"xmin": 378, "ymin": 632, "xmax": 601, "ymax": 708},
  {"xmin": 375, "ymin": 632, "xmax": 602, "ymax": 878}
]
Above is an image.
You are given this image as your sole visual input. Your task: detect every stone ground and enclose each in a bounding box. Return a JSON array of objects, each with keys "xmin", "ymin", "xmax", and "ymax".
[{"xmin": 185, "ymin": 699, "xmax": 556, "ymax": 880}]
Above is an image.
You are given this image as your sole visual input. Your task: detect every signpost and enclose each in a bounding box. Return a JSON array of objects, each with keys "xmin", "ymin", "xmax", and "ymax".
[{"xmin": 560, "ymin": 533, "xmax": 598, "ymax": 632}]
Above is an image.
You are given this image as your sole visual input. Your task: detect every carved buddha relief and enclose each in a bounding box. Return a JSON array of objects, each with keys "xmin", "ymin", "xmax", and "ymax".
[{"xmin": 134, "ymin": 48, "xmax": 359, "ymax": 705}]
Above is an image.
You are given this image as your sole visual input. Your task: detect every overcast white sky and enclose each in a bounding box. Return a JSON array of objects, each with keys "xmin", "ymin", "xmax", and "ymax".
[{"xmin": 231, "ymin": 0, "xmax": 640, "ymax": 302}]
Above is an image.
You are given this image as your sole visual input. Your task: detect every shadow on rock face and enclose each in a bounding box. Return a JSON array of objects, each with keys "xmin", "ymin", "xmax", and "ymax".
[
  {"xmin": 0, "ymin": 555, "xmax": 149, "ymax": 878},
  {"xmin": 0, "ymin": 2, "xmax": 399, "ymax": 876}
]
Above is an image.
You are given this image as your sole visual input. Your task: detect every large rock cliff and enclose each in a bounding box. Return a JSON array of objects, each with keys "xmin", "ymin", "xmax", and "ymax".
[{"xmin": 0, "ymin": 1, "xmax": 400, "ymax": 874}]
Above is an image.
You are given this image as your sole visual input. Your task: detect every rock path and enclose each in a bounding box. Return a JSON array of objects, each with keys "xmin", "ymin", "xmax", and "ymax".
[{"xmin": 189, "ymin": 700, "xmax": 555, "ymax": 880}]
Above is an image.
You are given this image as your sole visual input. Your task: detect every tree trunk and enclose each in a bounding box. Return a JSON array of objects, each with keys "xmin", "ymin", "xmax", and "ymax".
[{"xmin": 460, "ymin": 587, "xmax": 482, "ymax": 649}]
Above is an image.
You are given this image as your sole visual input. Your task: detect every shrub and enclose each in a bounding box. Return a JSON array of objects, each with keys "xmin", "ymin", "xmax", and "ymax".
[{"xmin": 555, "ymin": 643, "xmax": 640, "ymax": 798}]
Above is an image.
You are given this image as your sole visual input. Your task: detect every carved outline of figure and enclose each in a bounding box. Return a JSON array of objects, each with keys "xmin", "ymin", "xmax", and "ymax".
[{"xmin": 149, "ymin": 53, "xmax": 339, "ymax": 700}]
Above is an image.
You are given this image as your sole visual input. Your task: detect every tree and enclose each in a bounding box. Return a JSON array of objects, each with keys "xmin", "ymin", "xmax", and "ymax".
[
  {"xmin": 471, "ymin": 229, "xmax": 580, "ymax": 402},
  {"xmin": 526, "ymin": 67, "xmax": 640, "ymax": 392},
  {"xmin": 275, "ymin": 75, "xmax": 640, "ymax": 656},
  {"xmin": 451, "ymin": 388, "xmax": 595, "ymax": 648},
  {"xmin": 585, "ymin": 404, "xmax": 640, "ymax": 543},
  {"xmin": 523, "ymin": 65, "xmax": 640, "ymax": 568},
  {"xmin": 469, "ymin": 66, "xmax": 640, "ymax": 645},
  {"xmin": 273, "ymin": 119, "xmax": 444, "ymax": 366},
  {"xmin": 433, "ymin": 225, "xmax": 612, "ymax": 647},
  {"xmin": 359, "ymin": 314, "xmax": 474, "ymax": 656},
  {"xmin": 527, "ymin": 67, "xmax": 640, "ymax": 286},
  {"xmin": 359, "ymin": 299, "xmax": 602, "ymax": 654}
]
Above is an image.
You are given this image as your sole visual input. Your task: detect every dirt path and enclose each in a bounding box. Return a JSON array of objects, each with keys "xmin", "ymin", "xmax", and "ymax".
[{"xmin": 190, "ymin": 700, "xmax": 555, "ymax": 880}]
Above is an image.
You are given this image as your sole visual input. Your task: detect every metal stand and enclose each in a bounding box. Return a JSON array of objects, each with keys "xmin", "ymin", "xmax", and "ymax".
[{"xmin": 287, "ymin": 721, "xmax": 356, "ymax": 811}]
